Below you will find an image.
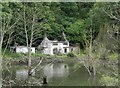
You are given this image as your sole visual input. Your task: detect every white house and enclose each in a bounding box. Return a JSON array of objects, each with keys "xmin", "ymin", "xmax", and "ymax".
[
  {"xmin": 39, "ymin": 36, "xmax": 70, "ymax": 55},
  {"xmin": 10, "ymin": 46, "xmax": 35, "ymax": 53}
]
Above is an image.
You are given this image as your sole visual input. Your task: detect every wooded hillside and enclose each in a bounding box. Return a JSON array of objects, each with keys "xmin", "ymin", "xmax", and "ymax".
[{"xmin": 1, "ymin": 2, "xmax": 119, "ymax": 50}]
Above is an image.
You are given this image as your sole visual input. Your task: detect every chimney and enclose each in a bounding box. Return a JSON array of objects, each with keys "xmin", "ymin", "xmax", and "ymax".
[{"xmin": 62, "ymin": 32, "xmax": 67, "ymax": 41}]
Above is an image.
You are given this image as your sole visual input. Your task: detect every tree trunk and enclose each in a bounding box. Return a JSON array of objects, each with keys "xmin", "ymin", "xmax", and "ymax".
[
  {"xmin": 0, "ymin": 32, "xmax": 3, "ymax": 88},
  {"xmin": 0, "ymin": 32, "xmax": 4, "ymax": 61},
  {"xmin": 28, "ymin": 14, "xmax": 35, "ymax": 76},
  {"xmin": 88, "ymin": 19, "xmax": 96, "ymax": 77},
  {"xmin": 23, "ymin": 4, "xmax": 33, "ymax": 76},
  {"xmin": 28, "ymin": 47, "xmax": 32, "ymax": 76}
]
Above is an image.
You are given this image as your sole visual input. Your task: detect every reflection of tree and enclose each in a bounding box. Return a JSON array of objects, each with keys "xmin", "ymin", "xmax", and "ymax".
[{"xmin": 87, "ymin": 75, "xmax": 96, "ymax": 86}]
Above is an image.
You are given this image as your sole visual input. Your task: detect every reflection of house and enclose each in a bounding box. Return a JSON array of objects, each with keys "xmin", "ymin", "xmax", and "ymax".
[
  {"xmin": 16, "ymin": 69, "xmax": 35, "ymax": 80},
  {"xmin": 10, "ymin": 46, "xmax": 35, "ymax": 53},
  {"xmin": 43, "ymin": 63, "xmax": 69, "ymax": 80},
  {"xmin": 39, "ymin": 36, "xmax": 70, "ymax": 55}
]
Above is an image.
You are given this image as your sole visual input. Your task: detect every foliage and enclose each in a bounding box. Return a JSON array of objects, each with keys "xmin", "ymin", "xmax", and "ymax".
[
  {"xmin": 108, "ymin": 53, "xmax": 118, "ymax": 60},
  {"xmin": 2, "ymin": 49, "xmax": 21, "ymax": 59},
  {"xmin": 67, "ymin": 52, "xmax": 75, "ymax": 57},
  {"xmin": 1, "ymin": 2, "xmax": 95, "ymax": 47},
  {"xmin": 1, "ymin": 2, "xmax": 119, "ymax": 86},
  {"xmin": 99, "ymin": 75, "xmax": 118, "ymax": 86},
  {"xmin": 1, "ymin": 2, "xmax": 119, "ymax": 49}
]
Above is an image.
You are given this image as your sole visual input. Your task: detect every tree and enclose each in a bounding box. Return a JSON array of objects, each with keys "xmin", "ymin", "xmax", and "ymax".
[
  {"xmin": 0, "ymin": 2, "xmax": 21, "ymax": 59},
  {"xmin": 81, "ymin": 2, "xmax": 119, "ymax": 77},
  {"xmin": 22, "ymin": 3, "xmax": 51, "ymax": 76}
]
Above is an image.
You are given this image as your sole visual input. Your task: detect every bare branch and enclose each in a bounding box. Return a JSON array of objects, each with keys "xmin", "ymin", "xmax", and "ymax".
[
  {"xmin": 30, "ymin": 57, "xmax": 43, "ymax": 75},
  {"xmin": 103, "ymin": 9, "xmax": 120, "ymax": 22},
  {"xmin": 3, "ymin": 30, "xmax": 13, "ymax": 56}
]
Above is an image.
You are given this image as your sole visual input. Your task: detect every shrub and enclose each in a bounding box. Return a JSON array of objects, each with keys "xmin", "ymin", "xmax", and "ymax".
[
  {"xmin": 3, "ymin": 49, "xmax": 21, "ymax": 59},
  {"xmin": 99, "ymin": 75, "xmax": 118, "ymax": 86},
  {"xmin": 67, "ymin": 52, "xmax": 75, "ymax": 57}
]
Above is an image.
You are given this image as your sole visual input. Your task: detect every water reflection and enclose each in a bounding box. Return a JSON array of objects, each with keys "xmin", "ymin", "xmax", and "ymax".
[
  {"xmin": 15, "ymin": 63, "xmax": 69, "ymax": 81},
  {"xmin": 16, "ymin": 69, "xmax": 35, "ymax": 80},
  {"xmin": 3, "ymin": 62, "xmax": 99, "ymax": 86},
  {"xmin": 43, "ymin": 63, "xmax": 69, "ymax": 79},
  {"xmin": 16, "ymin": 69, "xmax": 28, "ymax": 80}
]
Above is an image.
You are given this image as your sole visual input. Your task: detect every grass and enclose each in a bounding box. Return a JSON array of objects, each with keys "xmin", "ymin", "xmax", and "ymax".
[
  {"xmin": 2, "ymin": 49, "xmax": 70, "ymax": 60},
  {"xmin": 31, "ymin": 52, "xmax": 68, "ymax": 59},
  {"xmin": 99, "ymin": 75, "xmax": 118, "ymax": 86},
  {"xmin": 3, "ymin": 49, "xmax": 21, "ymax": 59},
  {"xmin": 108, "ymin": 53, "xmax": 118, "ymax": 60},
  {"xmin": 76, "ymin": 49, "xmax": 118, "ymax": 61},
  {"xmin": 3, "ymin": 48, "xmax": 118, "ymax": 61}
]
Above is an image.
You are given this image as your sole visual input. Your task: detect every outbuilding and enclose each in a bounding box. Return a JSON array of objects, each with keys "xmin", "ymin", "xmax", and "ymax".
[{"xmin": 10, "ymin": 46, "xmax": 35, "ymax": 53}]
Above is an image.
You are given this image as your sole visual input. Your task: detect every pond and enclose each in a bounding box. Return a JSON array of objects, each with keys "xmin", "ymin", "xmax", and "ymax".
[{"xmin": 2, "ymin": 61, "xmax": 101, "ymax": 86}]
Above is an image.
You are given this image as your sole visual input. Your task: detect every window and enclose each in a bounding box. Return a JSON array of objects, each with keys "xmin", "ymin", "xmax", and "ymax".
[
  {"xmin": 45, "ymin": 43, "xmax": 48, "ymax": 46},
  {"xmin": 63, "ymin": 42, "xmax": 68, "ymax": 45},
  {"xmin": 52, "ymin": 42, "xmax": 58, "ymax": 45},
  {"xmin": 53, "ymin": 48, "xmax": 58, "ymax": 54},
  {"xmin": 13, "ymin": 48, "xmax": 16, "ymax": 52},
  {"xmin": 64, "ymin": 48, "xmax": 67, "ymax": 53},
  {"xmin": 71, "ymin": 48, "xmax": 73, "ymax": 52}
]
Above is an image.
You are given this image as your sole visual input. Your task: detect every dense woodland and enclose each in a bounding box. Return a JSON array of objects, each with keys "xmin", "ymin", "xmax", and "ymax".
[
  {"xmin": 0, "ymin": 2, "xmax": 119, "ymax": 86},
  {"xmin": 1, "ymin": 2, "xmax": 119, "ymax": 49}
]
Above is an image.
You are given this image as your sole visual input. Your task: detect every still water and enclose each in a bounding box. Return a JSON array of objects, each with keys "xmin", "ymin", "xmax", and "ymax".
[{"xmin": 3, "ymin": 62, "xmax": 100, "ymax": 86}]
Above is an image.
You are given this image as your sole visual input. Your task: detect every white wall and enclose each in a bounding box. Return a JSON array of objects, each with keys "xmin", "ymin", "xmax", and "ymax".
[
  {"xmin": 16, "ymin": 47, "xmax": 35, "ymax": 53},
  {"xmin": 31, "ymin": 48, "xmax": 35, "ymax": 53},
  {"xmin": 42, "ymin": 42, "xmax": 53, "ymax": 55},
  {"xmin": 50, "ymin": 42, "xmax": 70, "ymax": 55},
  {"xmin": 41, "ymin": 40, "xmax": 70, "ymax": 55},
  {"xmin": 59, "ymin": 43, "xmax": 70, "ymax": 54}
]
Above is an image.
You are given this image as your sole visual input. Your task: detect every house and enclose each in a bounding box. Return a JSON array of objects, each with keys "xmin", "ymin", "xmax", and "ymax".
[
  {"xmin": 38, "ymin": 32, "xmax": 80, "ymax": 55},
  {"xmin": 10, "ymin": 46, "xmax": 35, "ymax": 53},
  {"xmin": 39, "ymin": 36, "xmax": 69, "ymax": 55},
  {"xmin": 38, "ymin": 32, "xmax": 70, "ymax": 55}
]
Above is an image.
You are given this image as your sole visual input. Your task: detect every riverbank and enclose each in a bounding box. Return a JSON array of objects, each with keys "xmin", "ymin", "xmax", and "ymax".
[
  {"xmin": 2, "ymin": 56, "xmax": 118, "ymax": 86},
  {"xmin": 2, "ymin": 51, "xmax": 118, "ymax": 86},
  {"xmin": 2, "ymin": 50, "xmax": 118, "ymax": 66},
  {"xmin": 2, "ymin": 52, "xmax": 79, "ymax": 67}
]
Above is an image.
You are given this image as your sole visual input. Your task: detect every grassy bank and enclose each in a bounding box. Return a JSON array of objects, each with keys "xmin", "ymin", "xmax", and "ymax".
[
  {"xmin": 2, "ymin": 49, "xmax": 78, "ymax": 66},
  {"xmin": 2, "ymin": 49, "xmax": 118, "ymax": 64}
]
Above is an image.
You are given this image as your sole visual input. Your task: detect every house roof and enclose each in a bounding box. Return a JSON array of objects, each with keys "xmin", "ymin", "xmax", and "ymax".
[
  {"xmin": 50, "ymin": 40, "xmax": 58, "ymax": 43},
  {"xmin": 41, "ymin": 36, "xmax": 69, "ymax": 43}
]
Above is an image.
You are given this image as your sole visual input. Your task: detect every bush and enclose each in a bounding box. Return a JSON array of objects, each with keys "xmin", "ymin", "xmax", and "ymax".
[
  {"xmin": 56, "ymin": 53, "xmax": 63, "ymax": 56},
  {"xmin": 99, "ymin": 75, "xmax": 118, "ymax": 86},
  {"xmin": 109, "ymin": 53, "xmax": 118, "ymax": 60},
  {"xmin": 67, "ymin": 52, "xmax": 75, "ymax": 57},
  {"xmin": 3, "ymin": 49, "xmax": 21, "ymax": 59}
]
